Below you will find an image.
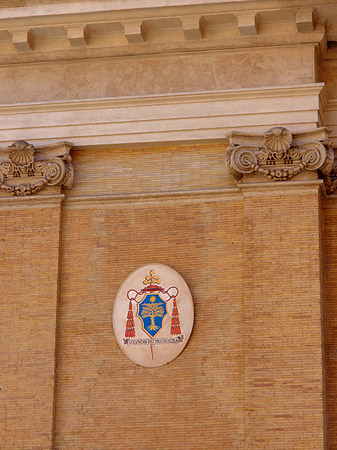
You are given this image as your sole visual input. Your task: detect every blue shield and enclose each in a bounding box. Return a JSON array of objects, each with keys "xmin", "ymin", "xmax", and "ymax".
[{"xmin": 137, "ymin": 294, "xmax": 167, "ymax": 338}]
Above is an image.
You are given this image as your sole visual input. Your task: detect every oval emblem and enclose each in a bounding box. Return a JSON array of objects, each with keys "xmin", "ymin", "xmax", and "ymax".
[{"xmin": 113, "ymin": 264, "xmax": 194, "ymax": 367}]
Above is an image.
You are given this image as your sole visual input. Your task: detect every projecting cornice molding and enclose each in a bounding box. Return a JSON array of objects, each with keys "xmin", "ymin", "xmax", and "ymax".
[
  {"xmin": 0, "ymin": 140, "xmax": 73, "ymax": 196},
  {"xmin": 0, "ymin": 1, "xmax": 336, "ymax": 63},
  {"xmin": 226, "ymin": 126, "xmax": 337, "ymax": 193},
  {"xmin": 0, "ymin": 84, "xmax": 324, "ymax": 148}
]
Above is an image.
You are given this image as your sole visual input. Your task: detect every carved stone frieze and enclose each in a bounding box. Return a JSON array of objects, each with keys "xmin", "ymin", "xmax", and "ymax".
[
  {"xmin": 0, "ymin": 140, "xmax": 73, "ymax": 196},
  {"xmin": 226, "ymin": 127, "xmax": 335, "ymax": 191}
]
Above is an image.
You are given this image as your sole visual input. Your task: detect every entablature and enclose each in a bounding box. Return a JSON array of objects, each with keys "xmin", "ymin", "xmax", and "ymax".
[
  {"xmin": 0, "ymin": 0, "xmax": 336, "ymax": 63},
  {"xmin": 0, "ymin": 83, "xmax": 326, "ymax": 148},
  {"xmin": 0, "ymin": 83, "xmax": 324, "ymax": 148}
]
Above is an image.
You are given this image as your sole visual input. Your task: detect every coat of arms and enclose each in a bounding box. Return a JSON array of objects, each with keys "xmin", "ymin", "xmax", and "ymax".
[
  {"xmin": 113, "ymin": 263, "xmax": 194, "ymax": 367},
  {"xmin": 124, "ymin": 269, "xmax": 182, "ymax": 360}
]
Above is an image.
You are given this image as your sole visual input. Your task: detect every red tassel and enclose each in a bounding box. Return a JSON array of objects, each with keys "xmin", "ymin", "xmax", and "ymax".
[
  {"xmin": 125, "ymin": 301, "xmax": 136, "ymax": 338},
  {"xmin": 171, "ymin": 325, "xmax": 181, "ymax": 335},
  {"xmin": 170, "ymin": 298, "xmax": 181, "ymax": 335}
]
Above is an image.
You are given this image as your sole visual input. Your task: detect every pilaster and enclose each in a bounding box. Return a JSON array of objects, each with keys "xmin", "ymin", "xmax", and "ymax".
[
  {"xmin": 0, "ymin": 141, "xmax": 73, "ymax": 450},
  {"xmin": 227, "ymin": 127, "xmax": 330, "ymax": 449}
]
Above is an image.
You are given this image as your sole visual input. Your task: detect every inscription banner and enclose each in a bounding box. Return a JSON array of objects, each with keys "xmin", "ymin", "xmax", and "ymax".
[{"xmin": 123, "ymin": 335, "xmax": 184, "ymax": 346}]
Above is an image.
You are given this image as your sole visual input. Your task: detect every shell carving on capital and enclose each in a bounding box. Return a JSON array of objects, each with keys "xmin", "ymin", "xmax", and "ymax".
[
  {"xmin": 0, "ymin": 140, "xmax": 74, "ymax": 196},
  {"xmin": 264, "ymin": 127, "xmax": 292, "ymax": 153},
  {"xmin": 226, "ymin": 126, "xmax": 335, "ymax": 190}
]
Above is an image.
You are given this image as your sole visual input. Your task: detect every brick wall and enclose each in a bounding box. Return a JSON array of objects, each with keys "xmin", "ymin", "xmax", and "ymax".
[
  {"xmin": 324, "ymin": 201, "xmax": 337, "ymax": 450},
  {"xmin": 0, "ymin": 199, "xmax": 62, "ymax": 450},
  {"xmin": 54, "ymin": 144, "xmax": 244, "ymax": 449},
  {"xmin": 243, "ymin": 187, "xmax": 325, "ymax": 449},
  {"xmin": 1, "ymin": 143, "xmax": 328, "ymax": 449}
]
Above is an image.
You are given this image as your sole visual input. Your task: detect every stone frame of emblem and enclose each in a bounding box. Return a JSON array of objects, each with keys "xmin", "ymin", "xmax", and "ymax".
[{"xmin": 112, "ymin": 264, "xmax": 194, "ymax": 367}]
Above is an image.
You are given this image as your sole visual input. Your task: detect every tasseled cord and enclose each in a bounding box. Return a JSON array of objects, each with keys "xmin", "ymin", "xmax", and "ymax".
[
  {"xmin": 125, "ymin": 300, "xmax": 136, "ymax": 338},
  {"xmin": 170, "ymin": 297, "xmax": 181, "ymax": 335}
]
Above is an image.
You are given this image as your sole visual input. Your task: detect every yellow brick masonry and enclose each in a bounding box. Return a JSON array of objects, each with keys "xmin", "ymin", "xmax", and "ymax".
[
  {"xmin": 54, "ymin": 198, "xmax": 245, "ymax": 449},
  {"xmin": 242, "ymin": 186, "xmax": 325, "ymax": 450},
  {"xmin": 0, "ymin": 197, "xmax": 63, "ymax": 450},
  {"xmin": 324, "ymin": 200, "xmax": 337, "ymax": 450},
  {"xmin": 0, "ymin": 143, "xmax": 329, "ymax": 449},
  {"xmin": 53, "ymin": 146, "xmax": 243, "ymax": 449}
]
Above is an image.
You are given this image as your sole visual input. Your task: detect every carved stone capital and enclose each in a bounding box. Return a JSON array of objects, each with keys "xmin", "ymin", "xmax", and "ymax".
[
  {"xmin": 226, "ymin": 127, "xmax": 335, "ymax": 191},
  {"xmin": 0, "ymin": 140, "xmax": 73, "ymax": 196}
]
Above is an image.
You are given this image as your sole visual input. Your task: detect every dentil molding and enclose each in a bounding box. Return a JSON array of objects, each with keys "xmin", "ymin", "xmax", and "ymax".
[
  {"xmin": 226, "ymin": 126, "xmax": 337, "ymax": 193},
  {"xmin": 0, "ymin": 1, "xmax": 334, "ymax": 63},
  {"xmin": 0, "ymin": 140, "xmax": 73, "ymax": 196}
]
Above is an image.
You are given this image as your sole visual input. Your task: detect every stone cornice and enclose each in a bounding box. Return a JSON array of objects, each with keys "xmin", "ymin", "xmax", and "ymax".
[
  {"xmin": 2, "ymin": 0, "xmax": 337, "ymax": 20},
  {"xmin": 0, "ymin": 1, "xmax": 335, "ymax": 63},
  {"xmin": 226, "ymin": 126, "xmax": 337, "ymax": 194},
  {"xmin": 0, "ymin": 83, "xmax": 325, "ymax": 113},
  {"xmin": 0, "ymin": 84, "xmax": 324, "ymax": 148}
]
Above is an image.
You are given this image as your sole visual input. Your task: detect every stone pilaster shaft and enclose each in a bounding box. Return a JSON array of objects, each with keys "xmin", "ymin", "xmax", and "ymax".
[{"xmin": 226, "ymin": 127, "xmax": 328, "ymax": 449}]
